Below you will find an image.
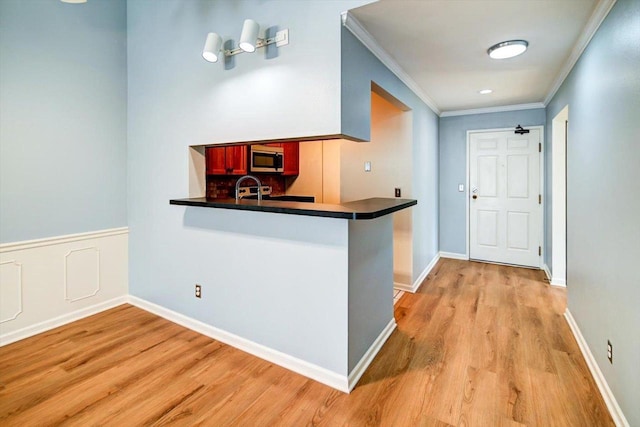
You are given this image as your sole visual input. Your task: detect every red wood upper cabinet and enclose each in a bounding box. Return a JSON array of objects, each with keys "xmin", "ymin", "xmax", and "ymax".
[
  {"xmin": 206, "ymin": 147, "xmax": 227, "ymax": 175},
  {"xmin": 225, "ymin": 145, "xmax": 247, "ymax": 175},
  {"xmin": 205, "ymin": 145, "xmax": 247, "ymax": 175},
  {"xmin": 282, "ymin": 142, "xmax": 299, "ymax": 176}
]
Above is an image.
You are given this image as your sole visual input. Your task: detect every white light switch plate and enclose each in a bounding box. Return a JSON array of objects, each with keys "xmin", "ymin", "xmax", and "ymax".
[
  {"xmin": 458, "ymin": 184, "xmax": 464, "ymax": 192},
  {"xmin": 275, "ymin": 29, "xmax": 289, "ymax": 47},
  {"xmin": 364, "ymin": 161, "xmax": 371, "ymax": 172}
]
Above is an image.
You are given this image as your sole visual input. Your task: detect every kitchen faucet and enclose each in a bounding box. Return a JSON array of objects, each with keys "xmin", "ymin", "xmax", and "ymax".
[{"xmin": 235, "ymin": 175, "xmax": 263, "ymax": 202}]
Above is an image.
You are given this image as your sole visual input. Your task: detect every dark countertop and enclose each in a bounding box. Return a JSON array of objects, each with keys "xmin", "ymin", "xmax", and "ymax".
[{"xmin": 169, "ymin": 197, "xmax": 417, "ymax": 220}]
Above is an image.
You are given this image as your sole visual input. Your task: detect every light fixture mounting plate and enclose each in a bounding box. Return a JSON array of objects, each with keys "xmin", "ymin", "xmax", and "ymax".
[{"xmin": 275, "ymin": 29, "xmax": 289, "ymax": 47}]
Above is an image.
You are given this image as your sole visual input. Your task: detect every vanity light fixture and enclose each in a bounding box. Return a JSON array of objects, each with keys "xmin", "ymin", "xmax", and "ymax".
[
  {"xmin": 203, "ymin": 33, "xmax": 223, "ymax": 63},
  {"xmin": 487, "ymin": 40, "xmax": 528, "ymax": 59},
  {"xmin": 239, "ymin": 19, "xmax": 260, "ymax": 53},
  {"xmin": 479, "ymin": 89, "xmax": 493, "ymax": 95},
  {"xmin": 202, "ymin": 19, "xmax": 289, "ymax": 64},
  {"xmin": 60, "ymin": 0, "xmax": 87, "ymax": 3}
]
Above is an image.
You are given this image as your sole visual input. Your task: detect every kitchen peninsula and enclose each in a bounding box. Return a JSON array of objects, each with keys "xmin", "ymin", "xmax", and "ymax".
[{"xmin": 170, "ymin": 195, "xmax": 416, "ymax": 392}]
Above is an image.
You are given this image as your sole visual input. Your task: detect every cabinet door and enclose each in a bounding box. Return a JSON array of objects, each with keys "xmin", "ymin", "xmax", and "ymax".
[
  {"xmin": 206, "ymin": 147, "xmax": 227, "ymax": 175},
  {"xmin": 282, "ymin": 142, "xmax": 299, "ymax": 176},
  {"xmin": 226, "ymin": 146, "xmax": 247, "ymax": 175}
]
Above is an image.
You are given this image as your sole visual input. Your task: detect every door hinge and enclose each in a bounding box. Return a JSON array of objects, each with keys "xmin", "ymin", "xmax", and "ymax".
[
  {"xmin": 539, "ymin": 194, "xmax": 542, "ymax": 204},
  {"xmin": 539, "ymin": 143, "xmax": 541, "ymax": 153},
  {"xmin": 538, "ymin": 246, "xmax": 542, "ymax": 256}
]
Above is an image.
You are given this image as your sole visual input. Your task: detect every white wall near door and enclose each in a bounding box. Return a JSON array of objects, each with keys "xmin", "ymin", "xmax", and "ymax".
[{"xmin": 551, "ymin": 106, "xmax": 568, "ymax": 286}]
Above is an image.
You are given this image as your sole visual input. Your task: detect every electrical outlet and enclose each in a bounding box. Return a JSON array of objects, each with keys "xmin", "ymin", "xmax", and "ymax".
[
  {"xmin": 195, "ymin": 284, "xmax": 202, "ymax": 299},
  {"xmin": 607, "ymin": 340, "xmax": 612, "ymax": 364}
]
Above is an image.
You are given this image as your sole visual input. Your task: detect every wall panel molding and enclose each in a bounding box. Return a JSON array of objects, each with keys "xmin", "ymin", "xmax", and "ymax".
[
  {"xmin": 0, "ymin": 227, "xmax": 127, "ymax": 343},
  {"xmin": 64, "ymin": 247, "xmax": 101, "ymax": 302},
  {"xmin": 0, "ymin": 227, "xmax": 128, "ymax": 253},
  {"xmin": 0, "ymin": 260, "xmax": 23, "ymax": 323}
]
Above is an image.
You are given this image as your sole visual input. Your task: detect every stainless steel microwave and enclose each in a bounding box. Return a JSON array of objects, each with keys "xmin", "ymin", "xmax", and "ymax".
[{"xmin": 250, "ymin": 145, "xmax": 284, "ymax": 173}]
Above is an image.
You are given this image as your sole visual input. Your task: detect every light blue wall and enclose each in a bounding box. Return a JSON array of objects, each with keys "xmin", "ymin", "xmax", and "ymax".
[
  {"xmin": 546, "ymin": 0, "xmax": 640, "ymax": 423},
  {"xmin": 0, "ymin": 0, "xmax": 127, "ymax": 243},
  {"xmin": 341, "ymin": 28, "xmax": 440, "ymax": 284},
  {"xmin": 127, "ymin": 0, "xmax": 372, "ymax": 374},
  {"xmin": 438, "ymin": 109, "xmax": 546, "ymax": 255}
]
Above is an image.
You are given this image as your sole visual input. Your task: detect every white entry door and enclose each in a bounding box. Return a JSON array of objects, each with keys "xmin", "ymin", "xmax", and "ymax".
[{"xmin": 469, "ymin": 129, "xmax": 541, "ymax": 267}]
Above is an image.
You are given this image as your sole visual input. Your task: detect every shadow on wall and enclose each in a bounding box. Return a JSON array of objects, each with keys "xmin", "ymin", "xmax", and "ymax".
[{"xmin": 182, "ymin": 206, "xmax": 346, "ymax": 247}]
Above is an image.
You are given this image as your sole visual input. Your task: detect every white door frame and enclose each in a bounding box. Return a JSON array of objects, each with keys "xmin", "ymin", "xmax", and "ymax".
[
  {"xmin": 465, "ymin": 126, "xmax": 545, "ymax": 268},
  {"xmin": 551, "ymin": 107, "xmax": 569, "ymax": 286}
]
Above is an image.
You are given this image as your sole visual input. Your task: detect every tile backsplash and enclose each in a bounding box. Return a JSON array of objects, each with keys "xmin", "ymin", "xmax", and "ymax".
[{"xmin": 206, "ymin": 175, "xmax": 286, "ymax": 199}]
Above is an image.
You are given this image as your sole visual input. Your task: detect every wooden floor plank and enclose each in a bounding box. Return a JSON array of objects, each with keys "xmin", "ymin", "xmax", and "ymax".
[{"xmin": 0, "ymin": 260, "xmax": 615, "ymax": 426}]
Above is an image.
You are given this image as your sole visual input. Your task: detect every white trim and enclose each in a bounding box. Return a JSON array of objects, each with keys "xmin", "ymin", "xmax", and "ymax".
[
  {"xmin": 564, "ymin": 309, "xmax": 629, "ymax": 427},
  {"xmin": 0, "ymin": 260, "xmax": 23, "ymax": 323},
  {"xmin": 551, "ymin": 106, "xmax": 569, "ymax": 287},
  {"xmin": 542, "ymin": 263, "xmax": 567, "ymax": 287},
  {"xmin": 127, "ymin": 295, "xmax": 351, "ymax": 393},
  {"xmin": 466, "ymin": 127, "xmax": 545, "ymax": 268},
  {"xmin": 64, "ymin": 247, "xmax": 101, "ymax": 302},
  {"xmin": 0, "ymin": 227, "xmax": 129, "ymax": 252},
  {"xmin": 543, "ymin": 0, "xmax": 617, "ymax": 105},
  {"xmin": 394, "ymin": 252, "xmax": 441, "ymax": 293},
  {"xmin": 347, "ymin": 318, "xmax": 396, "ymax": 391},
  {"xmin": 341, "ymin": 11, "xmax": 440, "ymax": 115},
  {"xmin": 440, "ymin": 103, "xmax": 545, "ymax": 118},
  {"xmin": 393, "ymin": 281, "xmax": 413, "ymax": 292},
  {"xmin": 0, "ymin": 296, "xmax": 127, "ymax": 347},
  {"xmin": 439, "ymin": 251, "xmax": 469, "ymax": 260}
]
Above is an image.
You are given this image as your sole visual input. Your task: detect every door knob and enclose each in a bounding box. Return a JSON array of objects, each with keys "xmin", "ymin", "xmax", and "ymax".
[{"xmin": 472, "ymin": 195, "xmax": 478, "ymax": 199}]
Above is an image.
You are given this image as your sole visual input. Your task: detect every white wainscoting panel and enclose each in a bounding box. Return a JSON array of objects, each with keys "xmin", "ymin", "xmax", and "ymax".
[
  {"xmin": 0, "ymin": 228, "xmax": 128, "ymax": 346},
  {"xmin": 64, "ymin": 247, "xmax": 101, "ymax": 302},
  {"xmin": 0, "ymin": 260, "xmax": 23, "ymax": 323}
]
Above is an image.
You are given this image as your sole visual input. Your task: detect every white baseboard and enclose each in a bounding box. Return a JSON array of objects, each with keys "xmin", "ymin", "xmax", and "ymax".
[
  {"xmin": 127, "ymin": 295, "xmax": 350, "ymax": 392},
  {"xmin": 564, "ymin": 309, "xmax": 629, "ymax": 427},
  {"xmin": 347, "ymin": 318, "xmax": 396, "ymax": 391},
  {"xmin": 395, "ymin": 252, "xmax": 441, "ymax": 293},
  {"xmin": 542, "ymin": 264, "xmax": 567, "ymax": 287},
  {"xmin": 0, "ymin": 296, "xmax": 128, "ymax": 346},
  {"xmin": 439, "ymin": 251, "xmax": 468, "ymax": 260},
  {"xmin": 393, "ymin": 282, "xmax": 412, "ymax": 292}
]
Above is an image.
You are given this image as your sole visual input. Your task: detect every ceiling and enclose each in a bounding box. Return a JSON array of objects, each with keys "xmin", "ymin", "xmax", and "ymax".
[{"xmin": 348, "ymin": 0, "xmax": 612, "ymax": 114}]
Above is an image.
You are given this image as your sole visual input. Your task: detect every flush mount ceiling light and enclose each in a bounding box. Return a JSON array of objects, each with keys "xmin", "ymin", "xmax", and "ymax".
[
  {"xmin": 202, "ymin": 19, "xmax": 289, "ymax": 65},
  {"xmin": 487, "ymin": 40, "xmax": 528, "ymax": 59},
  {"xmin": 479, "ymin": 89, "xmax": 493, "ymax": 94}
]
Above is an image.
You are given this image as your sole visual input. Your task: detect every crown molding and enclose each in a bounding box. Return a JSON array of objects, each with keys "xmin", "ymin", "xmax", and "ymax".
[
  {"xmin": 341, "ymin": 11, "xmax": 441, "ymax": 116},
  {"xmin": 440, "ymin": 102, "xmax": 545, "ymax": 118},
  {"xmin": 543, "ymin": 0, "xmax": 617, "ymax": 105}
]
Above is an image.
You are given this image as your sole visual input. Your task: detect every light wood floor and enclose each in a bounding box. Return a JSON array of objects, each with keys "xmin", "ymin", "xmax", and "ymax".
[{"xmin": 0, "ymin": 259, "xmax": 613, "ymax": 426}]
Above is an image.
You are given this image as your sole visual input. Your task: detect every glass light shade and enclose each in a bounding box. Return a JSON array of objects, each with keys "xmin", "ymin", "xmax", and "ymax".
[
  {"xmin": 488, "ymin": 40, "xmax": 528, "ymax": 59},
  {"xmin": 239, "ymin": 19, "xmax": 259, "ymax": 53},
  {"xmin": 203, "ymin": 32, "xmax": 223, "ymax": 63}
]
